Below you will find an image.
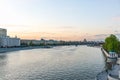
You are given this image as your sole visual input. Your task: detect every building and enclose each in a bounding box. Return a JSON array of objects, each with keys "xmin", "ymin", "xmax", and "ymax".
[
  {"xmin": 0, "ymin": 36, "xmax": 20, "ymax": 47},
  {"xmin": 21, "ymin": 39, "xmax": 46, "ymax": 46},
  {"xmin": 0, "ymin": 28, "xmax": 7, "ymax": 37},
  {"xmin": 21, "ymin": 39, "xmax": 60, "ymax": 46},
  {"xmin": 0, "ymin": 28, "xmax": 20, "ymax": 47},
  {"xmin": 21, "ymin": 39, "xmax": 41, "ymax": 46},
  {"xmin": 20, "ymin": 39, "xmax": 32, "ymax": 45},
  {"xmin": 7, "ymin": 37, "xmax": 20, "ymax": 47},
  {"xmin": 83, "ymin": 39, "xmax": 87, "ymax": 43},
  {"xmin": 45, "ymin": 39, "xmax": 60, "ymax": 45}
]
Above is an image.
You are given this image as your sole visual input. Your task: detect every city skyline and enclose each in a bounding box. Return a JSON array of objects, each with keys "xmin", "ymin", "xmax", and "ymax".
[{"xmin": 0, "ymin": 0, "xmax": 120, "ymax": 41}]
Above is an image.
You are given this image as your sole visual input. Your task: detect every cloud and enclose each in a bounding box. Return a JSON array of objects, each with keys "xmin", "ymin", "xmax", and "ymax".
[
  {"xmin": 112, "ymin": 16, "xmax": 120, "ymax": 21},
  {"xmin": 84, "ymin": 34, "xmax": 109, "ymax": 41},
  {"xmin": 114, "ymin": 33, "xmax": 120, "ymax": 38},
  {"xmin": 91, "ymin": 33, "xmax": 120, "ymax": 41},
  {"xmin": 0, "ymin": 24, "xmax": 29, "ymax": 27},
  {"xmin": 114, "ymin": 30, "xmax": 119, "ymax": 33},
  {"xmin": 94, "ymin": 34, "xmax": 108, "ymax": 37},
  {"xmin": 59, "ymin": 26, "xmax": 75, "ymax": 29}
]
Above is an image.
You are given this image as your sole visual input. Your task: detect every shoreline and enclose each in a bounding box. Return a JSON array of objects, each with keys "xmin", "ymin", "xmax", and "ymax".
[
  {"xmin": 95, "ymin": 48, "xmax": 108, "ymax": 80},
  {"xmin": 0, "ymin": 45, "xmax": 90, "ymax": 54},
  {"xmin": 95, "ymin": 71, "xmax": 108, "ymax": 80},
  {"xmin": 96, "ymin": 48, "xmax": 119, "ymax": 80},
  {"xmin": 0, "ymin": 46, "xmax": 53, "ymax": 53}
]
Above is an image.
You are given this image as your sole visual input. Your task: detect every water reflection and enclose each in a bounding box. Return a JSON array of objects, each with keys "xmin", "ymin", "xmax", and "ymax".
[
  {"xmin": 0, "ymin": 54, "xmax": 8, "ymax": 66},
  {"xmin": 0, "ymin": 54, "xmax": 7, "ymax": 60},
  {"xmin": 0, "ymin": 46, "xmax": 105, "ymax": 80}
]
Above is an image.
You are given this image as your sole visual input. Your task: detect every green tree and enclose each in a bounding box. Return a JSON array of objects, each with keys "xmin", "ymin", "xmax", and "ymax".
[
  {"xmin": 103, "ymin": 34, "xmax": 120, "ymax": 53},
  {"xmin": 29, "ymin": 41, "xmax": 33, "ymax": 46}
]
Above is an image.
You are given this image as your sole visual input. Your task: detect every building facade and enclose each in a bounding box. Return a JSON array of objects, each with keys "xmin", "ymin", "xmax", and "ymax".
[
  {"xmin": 21, "ymin": 39, "xmax": 60, "ymax": 46},
  {"xmin": 0, "ymin": 36, "xmax": 20, "ymax": 47},
  {"xmin": 0, "ymin": 28, "xmax": 7, "ymax": 37},
  {"xmin": 0, "ymin": 28, "xmax": 20, "ymax": 47},
  {"xmin": 21, "ymin": 39, "xmax": 41, "ymax": 45}
]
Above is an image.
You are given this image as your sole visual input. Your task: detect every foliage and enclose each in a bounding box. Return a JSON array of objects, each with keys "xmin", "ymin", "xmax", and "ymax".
[
  {"xmin": 29, "ymin": 41, "xmax": 33, "ymax": 46},
  {"xmin": 103, "ymin": 34, "xmax": 120, "ymax": 53}
]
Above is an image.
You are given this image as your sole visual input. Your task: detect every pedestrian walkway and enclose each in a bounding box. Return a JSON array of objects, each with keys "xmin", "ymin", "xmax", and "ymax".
[{"xmin": 96, "ymin": 71, "xmax": 108, "ymax": 80}]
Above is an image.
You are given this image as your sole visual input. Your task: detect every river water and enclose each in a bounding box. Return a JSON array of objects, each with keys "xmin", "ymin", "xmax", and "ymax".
[{"xmin": 0, "ymin": 46, "xmax": 105, "ymax": 80}]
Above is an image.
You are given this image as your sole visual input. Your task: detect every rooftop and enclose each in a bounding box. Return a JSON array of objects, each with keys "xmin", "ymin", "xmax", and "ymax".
[{"xmin": 0, "ymin": 28, "xmax": 7, "ymax": 31}]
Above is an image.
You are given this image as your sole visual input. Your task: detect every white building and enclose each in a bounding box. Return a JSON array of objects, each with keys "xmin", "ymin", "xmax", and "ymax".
[
  {"xmin": 0, "ymin": 28, "xmax": 20, "ymax": 47},
  {"xmin": 8, "ymin": 37, "xmax": 20, "ymax": 47},
  {"xmin": 0, "ymin": 36, "xmax": 20, "ymax": 47},
  {"xmin": 0, "ymin": 36, "xmax": 8, "ymax": 47}
]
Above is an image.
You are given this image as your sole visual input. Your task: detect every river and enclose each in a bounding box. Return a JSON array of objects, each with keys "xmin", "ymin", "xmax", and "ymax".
[{"xmin": 0, "ymin": 46, "xmax": 105, "ymax": 80}]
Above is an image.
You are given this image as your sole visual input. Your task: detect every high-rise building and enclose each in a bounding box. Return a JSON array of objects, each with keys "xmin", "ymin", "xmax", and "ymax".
[{"xmin": 0, "ymin": 28, "xmax": 7, "ymax": 37}]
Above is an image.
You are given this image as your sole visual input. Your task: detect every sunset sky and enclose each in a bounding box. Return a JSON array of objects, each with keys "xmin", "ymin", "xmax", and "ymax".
[{"xmin": 0, "ymin": 0, "xmax": 120, "ymax": 41}]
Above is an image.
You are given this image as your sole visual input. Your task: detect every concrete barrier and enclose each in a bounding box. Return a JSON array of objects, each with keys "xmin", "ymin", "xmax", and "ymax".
[
  {"xmin": 101, "ymin": 48, "xmax": 118, "ymax": 59},
  {"xmin": 108, "ymin": 75, "xmax": 118, "ymax": 80},
  {"xmin": 101, "ymin": 48, "xmax": 110, "ymax": 57}
]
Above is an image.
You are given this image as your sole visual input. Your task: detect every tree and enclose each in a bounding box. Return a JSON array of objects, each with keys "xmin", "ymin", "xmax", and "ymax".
[
  {"xmin": 103, "ymin": 34, "xmax": 120, "ymax": 53},
  {"xmin": 29, "ymin": 41, "xmax": 33, "ymax": 46}
]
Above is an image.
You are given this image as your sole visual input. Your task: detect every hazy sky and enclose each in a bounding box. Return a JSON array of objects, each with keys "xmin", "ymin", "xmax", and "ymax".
[{"xmin": 0, "ymin": 0, "xmax": 120, "ymax": 41}]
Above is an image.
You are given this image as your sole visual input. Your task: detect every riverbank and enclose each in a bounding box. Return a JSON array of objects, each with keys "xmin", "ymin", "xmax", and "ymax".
[
  {"xmin": 0, "ymin": 45, "xmax": 93, "ymax": 53},
  {"xmin": 95, "ymin": 71, "xmax": 108, "ymax": 80},
  {"xmin": 96, "ymin": 48, "xmax": 119, "ymax": 80},
  {"xmin": 96, "ymin": 48, "xmax": 108, "ymax": 80},
  {"xmin": 0, "ymin": 46, "xmax": 53, "ymax": 53},
  {"xmin": 101, "ymin": 48, "xmax": 110, "ymax": 58}
]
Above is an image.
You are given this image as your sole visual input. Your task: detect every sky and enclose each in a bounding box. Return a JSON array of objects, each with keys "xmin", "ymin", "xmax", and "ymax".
[{"xmin": 0, "ymin": 0, "xmax": 120, "ymax": 41}]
